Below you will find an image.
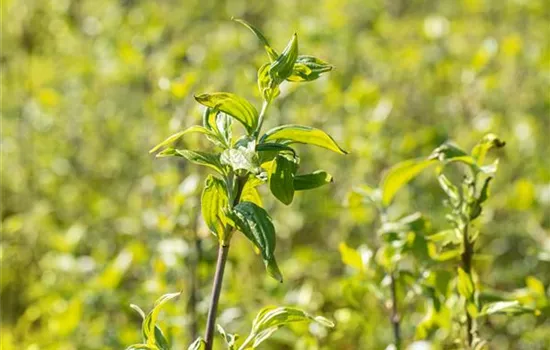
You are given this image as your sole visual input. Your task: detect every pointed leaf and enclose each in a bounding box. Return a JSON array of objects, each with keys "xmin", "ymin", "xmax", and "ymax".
[
  {"xmin": 294, "ymin": 170, "xmax": 333, "ymax": 191},
  {"xmin": 195, "ymin": 93, "xmax": 258, "ymax": 134},
  {"xmin": 233, "ymin": 18, "xmax": 279, "ymax": 61},
  {"xmin": 269, "ymin": 34, "xmax": 298, "ymax": 84},
  {"xmin": 287, "ymin": 55, "xmax": 333, "ymax": 82},
  {"xmin": 201, "ymin": 175, "xmax": 229, "ymax": 239},
  {"xmin": 261, "ymin": 124, "xmax": 347, "ymax": 154},
  {"xmin": 258, "ymin": 63, "xmax": 280, "ymax": 102},
  {"xmin": 457, "ymin": 268, "xmax": 474, "ymax": 301},
  {"xmin": 143, "ymin": 292, "xmax": 180, "ymax": 348},
  {"xmin": 252, "ymin": 306, "xmax": 334, "ymax": 334},
  {"xmin": 269, "ymin": 154, "xmax": 298, "ymax": 205},
  {"xmin": 150, "ymin": 126, "xmax": 213, "ymax": 154},
  {"xmin": 187, "ymin": 337, "xmax": 206, "ymax": 350},
  {"xmin": 380, "ymin": 158, "xmax": 436, "ymax": 206},
  {"xmin": 174, "ymin": 150, "xmax": 224, "ymax": 174},
  {"xmin": 472, "ymin": 133, "xmax": 506, "ymax": 165},
  {"xmin": 229, "ymin": 201, "xmax": 282, "ymax": 282}
]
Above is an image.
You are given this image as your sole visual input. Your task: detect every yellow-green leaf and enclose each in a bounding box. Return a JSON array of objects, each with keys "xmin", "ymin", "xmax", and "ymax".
[
  {"xmin": 201, "ymin": 175, "xmax": 229, "ymax": 240},
  {"xmin": 195, "ymin": 93, "xmax": 258, "ymax": 134},
  {"xmin": 380, "ymin": 158, "xmax": 436, "ymax": 206},
  {"xmin": 261, "ymin": 124, "xmax": 347, "ymax": 154}
]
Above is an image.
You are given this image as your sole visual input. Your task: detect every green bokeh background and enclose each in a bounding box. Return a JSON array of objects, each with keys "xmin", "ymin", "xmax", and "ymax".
[{"xmin": 2, "ymin": 0, "xmax": 549, "ymax": 349}]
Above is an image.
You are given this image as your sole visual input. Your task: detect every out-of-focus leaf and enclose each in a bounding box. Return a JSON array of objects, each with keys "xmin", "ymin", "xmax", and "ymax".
[
  {"xmin": 269, "ymin": 154, "xmax": 298, "ymax": 205},
  {"xmin": 339, "ymin": 242, "xmax": 364, "ymax": 272},
  {"xmin": 229, "ymin": 201, "xmax": 282, "ymax": 282},
  {"xmin": 471, "ymin": 133, "xmax": 506, "ymax": 165},
  {"xmin": 457, "ymin": 268, "xmax": 474, "ymax": 301},
  {"xmin": 216, "ymin": 324, "xmax": 238, "ymax": 350},
  {"xmin": 294, "ymin": 170, "xmax": 333, "ymax": 191},
  {"xmin": 142, "ymin": 292, "xmax": 180, "ymax": 349},
  {"xmin": 380, "ymin": 159, "xmax": 436, "ymax": 206},
  {"xmin": 195, "ymin": 93, "xmax": 259, "ymax": 134},
  {"xmin": 130, "ymin": 304, "xmax": 169, "ymax": 350},
  {"xmin": 201, "ymin": 175, "xmax": 229, "ymax": 239},
  {"xmin": 261, "ymin": 124, "xmax": 347, "ymax": 154},
  {"xmin": 187, "ymin": 337, "xmax": 206, "ymax": 350},
  {"xmin": 233, "ymin": 18, "xmax": 279, "ymax": 61},
  {"xmin": 269, "ymin": 34, "xmax": 298, "ymax": 84},
  {"xmin": 479, "ymin": 301, "xmax": 534, "ymax": 316}
]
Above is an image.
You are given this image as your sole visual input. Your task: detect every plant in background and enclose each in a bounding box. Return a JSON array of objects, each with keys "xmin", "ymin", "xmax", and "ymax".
[
  {"xmin": 127, "ymin": 19, "xmax": 343, "ymax": 350},
  {"xmin": 425, "ymin": 134, "xmax": 535, "ymax": 348},
  {"xmin": 342, "ymin": 156, "xmax": 435, "ymax": 349},
  {"xmin": 343, "ymin": 134, "xmax": 539, "ymax": 349}
]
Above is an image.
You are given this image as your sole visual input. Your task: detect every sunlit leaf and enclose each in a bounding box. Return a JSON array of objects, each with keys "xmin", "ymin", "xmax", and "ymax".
[
  {"xmin": 195, "ymin": 93, "xmax": 259, "ymax": 134},
  {"xmin": 471, "ymin": 133, "xmax": 506, "ymax": 165},
  {"xmin": 233, "ymin": 18, "xmax": 279, "ymax": 61},
  {"xmin": 149, "ymin": 125, "xmax": 213, "ymax": 154},
  {"xmin": 257, "ymin": 63, "xmax": 280, "ymax": 102},
  {"xmin": 201, "ymin": 175, "xmax": 229, "ymax": 239},
  {"xmin": 294, "ymin": 170, "xmax": 333, "ymax": 191},
  {"xmin": 287, "ymin": 55, "xmax": 333, "ymax": 82},
  {"xmin": 229, "ymin": 201, "xmax": 282, "ymax": 282},
  {"xmin": 457, "ymin": 268, "xmax": 474, "ymax": 301},
  {"xmin": 479, "ymin": 301, "xmax": 534, "ymax": 316},
  {"xmin": 142, "ymin": 292, "xmax": 180, "ymax": 348},
  {"xmin": 187, "ymin": 337, "xmax": 206, "ymax": 350},
  {"xmin": 380, "ymin": 158, "xmax": 436, "ymax": 206},
  {"xmin": 261, "ymin": 124, "xmax": 347, "ymax": 154},
  {"xmin": 174, "ymin": 150, "xmax": 225, "ymax": 174},
  {"xmin": 339, "ymin": 242, "xmax": 364, "ymax": 271},
  {"xmin": 269, "ymin": 154, "xmax": 298, "ymax": 205},
  {"xmin": 269, "ymin": 34, "xmax": 298, "ymax": 84}
]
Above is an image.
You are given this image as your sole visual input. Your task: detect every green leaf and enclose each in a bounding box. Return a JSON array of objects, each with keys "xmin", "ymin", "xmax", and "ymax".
[
  {"xmin": 287, "ymin": 55, "xmax": 334, "ymax": 82},
  {"xmin": 437, "ymin": 172, "xmax": 460, "ymax": 203},
  {"xmin": 174, "ymin": 150, "xmax": 225, "ymax": 174},
  {"xmin": 257, "ymin": 63, "xmax": 280, "ymax": 102},
  {"xmin": 479, "ymin": 301, "xmax": 533, "ymax": 316},
  {"xmin": 252, "ymin": 306, "xmax": 335, "ymax": 335},
  {"xmin": 130, "ymin": 304, "xmax": 169, "ymax": 350},
  {"xmin": 339, "ymin": 242, "xmax": 364, "ymax": 271},
  {"xmin": 126, "ymin": 345, "xmax": 158, "ymax": 350},
  {"xmin": 380, "ymin": 158, "xmax": 436, "ymax": 206},
  {"xmin": 228, "ymin": 201, "xmax": 282, "ymax": 282},
  {"xmin": 142, "ymin": 292, "xmax": 180, "ymax": 348},
  {"xmin": 216, "ymin": 324, "xmax": 238, "ymax": 350},
  {"xmin": 261, "ymin": 124, "xmax": 347, "ymax": 154},
  {"xmin": 472, "ymin": 133, "xmax": 506, "ymax": 165},
  {"xmin": 201, "ymin": 175, "xmax": 229, "ymax": 239},
  {"xmin": 477, "ymin": 176, "xmax": 492, "ymax": 204},
  {"xmin": 294, "ymin": 170, "xmax": 333, "ymax": 191},
  {"xmin": 269, "ymin": 33, "xmax": 299, "ymax": 84},
  {"xmin": 241, "ymin": 179, "xmax": 263, "ymax": 207},
  {"xmin": 256, "ymin": 142, "xmax": 296, "ymax": 156},
  {"xmin": 149, "ymin": 125, "xmax": 213, "ymax": 154},
  {"xmin": 195, "ymin": 93, "xmax": 259, "ymax": 134},
  {"xmin": 269, "ymin": 154, "xmax": 298, "ymax": 205},
  {"xmin": 457, "ymin": 268, "xmax": 474, "ymax": 301},
  {"xmin": 187, "ymin": 337, "xmax": 206, "ymax": 350},
  {"xmin": 429, "ymin": 143, "xmax": 469, "ymax": 161},
  {"xmin": 232, "ymin": 18, "xmax": 279, "ymax": 61}
]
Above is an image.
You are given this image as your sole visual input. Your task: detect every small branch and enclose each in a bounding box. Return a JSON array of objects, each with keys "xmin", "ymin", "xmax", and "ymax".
[
  {"xmin": 389, "ymin": 272, "xmax": 401, "ymax": 349},
  {"xmin": 253, "ymin": 100, "xmax": 270, "ymax": 140},
  {"xmin": 203, "ymin": 175, "xmax": 247, "ymax": 350},
  {"xmin": 204, "ymin": 243, "xmax": 230, "ymax": 350},
  {"xmin": 461, "ymin": 223, "xmax": 475, "ymax": 347}
]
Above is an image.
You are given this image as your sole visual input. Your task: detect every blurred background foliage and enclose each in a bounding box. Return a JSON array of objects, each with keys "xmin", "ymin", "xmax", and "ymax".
[{"xmin": 1, "ymin": 0, "xmax": 549, "ymax": 349}]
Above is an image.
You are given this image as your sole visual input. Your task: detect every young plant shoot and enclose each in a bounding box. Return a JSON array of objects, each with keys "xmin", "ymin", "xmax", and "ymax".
[{"xmin": 129, "ymin": 19, "xmax": 343, "ymax": 350}]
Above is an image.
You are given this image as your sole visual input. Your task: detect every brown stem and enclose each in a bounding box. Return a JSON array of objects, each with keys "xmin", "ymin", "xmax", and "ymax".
[
  {"xmin": 203, "ymin": 175, "xmax": 247, "ymax": 350},
  {"xmin": 390, "ymin": 272, "xmax": 401, "ymax": 349},
  {"xmin": 461, "ymin": 223, "xmax": 474, "ymax": 347},
  {"xmin": 204, "ymin": 243, "xmax": 230, "ymax": 349}
]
